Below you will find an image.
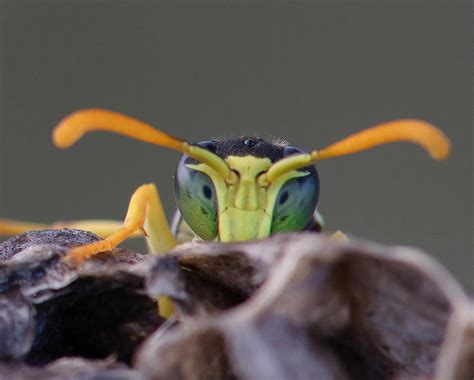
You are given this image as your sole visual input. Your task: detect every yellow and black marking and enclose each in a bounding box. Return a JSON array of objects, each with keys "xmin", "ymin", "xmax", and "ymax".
[
  {"xmin": 0, "ymin": 108, "xmax": 450, "ymax": 263},
  {"xmin": 0, "ymin": 109, "xmax": 451, "ymax": 318}
]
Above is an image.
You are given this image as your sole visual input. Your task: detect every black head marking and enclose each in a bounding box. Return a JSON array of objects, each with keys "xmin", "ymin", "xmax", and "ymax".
[
  {"xmin": 185, "ymin": 137, "xmax": 315, "ymax": 172},
  {"xmin": 243, "ymin": 138, "xmax": 260, "ymax": 147},
  {"xmin": 213, "ymin": 137, "xmax": 285, "ymax": 162}
]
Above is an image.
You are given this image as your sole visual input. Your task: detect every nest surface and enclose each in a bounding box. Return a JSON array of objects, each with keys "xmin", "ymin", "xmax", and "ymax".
[{"xmin": 0, "ymin": 229, "xmax": 472, "ymax": 379}]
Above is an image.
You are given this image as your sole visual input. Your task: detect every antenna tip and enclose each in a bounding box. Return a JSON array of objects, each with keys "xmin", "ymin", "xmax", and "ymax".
[
  {"xmin": 52, "ymin": 113, "xmax": 84, "ymax": 149},
  {"xmin": 429, "ymin": 138, "xmax": 451, "ymax": 160},
  {"xmin": 417, "ymin": 121, "xmax": 451, "ymax": 161}
]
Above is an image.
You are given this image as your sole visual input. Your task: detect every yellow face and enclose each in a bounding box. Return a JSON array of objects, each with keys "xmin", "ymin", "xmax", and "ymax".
[
  {"xmin": 49, "ymin": 108, "xmax": 451, "ymax": 245},
  {"xmin": 185, "ymin": 156, "xmax": 310, "ymax": 241},
  {"xmin": 51, "ymin": 109, "xmax": 451, "ymax": 243}
]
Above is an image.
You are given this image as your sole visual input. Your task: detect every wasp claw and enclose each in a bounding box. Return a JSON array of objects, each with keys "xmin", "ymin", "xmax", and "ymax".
[
  {"xmin": 61, "ymin": 239, "xmax": 113, "ymax": 266},
  {"xmin": 62, "ymin": 249, "xmax": 87, "ymax": 266},
  {"xmin": 139, "ymin": 226, "xmax": 149, "ymax": 237},
  {"xmin": 330, "ymin": 230, "xmax": 348, "ymax": 242}
]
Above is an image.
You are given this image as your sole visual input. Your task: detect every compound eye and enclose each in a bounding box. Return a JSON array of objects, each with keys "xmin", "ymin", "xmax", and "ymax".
[
  {"xmin": 283, "ymin": 145, "xmax": 306, "ymax": 156},
  {"xmin": 196, "ymin": 140, "xmax": 217, "ymax": 152},
  {"xmin": 174, "ymin": 153, "xmax": 217, "ymax": 240},
  {"xmin": 271, "ymin": 148, "xmax": 319, "ymax": 233}
]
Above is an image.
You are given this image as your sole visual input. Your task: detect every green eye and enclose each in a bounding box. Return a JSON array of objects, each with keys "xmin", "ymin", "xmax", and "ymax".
[
  {"xmin": 271, "ymin": 167, "xmax": 319, "ymax": 234},
  {"xmin": 174, "ymin": 153, "xmax": 218, "ymax": 240}
]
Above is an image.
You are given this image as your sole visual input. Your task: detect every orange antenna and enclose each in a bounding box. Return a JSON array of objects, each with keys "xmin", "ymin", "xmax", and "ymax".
[
  {"xmin": 265, "ymin": 119, "xmax": 451, "ymax": 183},
  {"xmin": 53, "ymin": 108, "xmax": 231, "ymax": 180},
  {"xmin": 315, "ymin": 119, "xmax": 450, "ymax": 161}
]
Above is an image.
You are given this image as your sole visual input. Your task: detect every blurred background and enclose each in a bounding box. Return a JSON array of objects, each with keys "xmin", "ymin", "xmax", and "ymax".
[{"xmin": 0, "ymin": 1, "xmax": 471, "ymax": 288}]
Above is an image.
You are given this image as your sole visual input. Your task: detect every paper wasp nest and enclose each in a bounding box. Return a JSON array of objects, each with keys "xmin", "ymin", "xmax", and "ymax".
[{"xmin": 0, "ymin": 229, "xmax": 472, "ymax": 379}]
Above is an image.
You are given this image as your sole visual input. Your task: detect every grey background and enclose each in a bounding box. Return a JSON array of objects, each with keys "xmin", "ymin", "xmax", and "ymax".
[{"xmin": 0, "ymin": 1, "xmax": 472, "ymax": 288}]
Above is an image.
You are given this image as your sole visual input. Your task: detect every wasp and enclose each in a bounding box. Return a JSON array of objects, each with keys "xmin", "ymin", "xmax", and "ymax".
[{"xmin": 0, "ymin": 109, "xmax": 451, "ymax": 265}]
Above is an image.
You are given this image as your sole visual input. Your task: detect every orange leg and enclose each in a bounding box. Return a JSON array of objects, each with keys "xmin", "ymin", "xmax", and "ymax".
[
  {"xmin": 0, "ymin": 219, "xmax": 141, "ymax": 239},
  {"xmin": 1, "ymin": 184, "xmax": 178, "ymax": 317},
  {"xmin": 0, "ymin": 220, "xmax": 50, "ymax": 236},
  {"xmin": 64, "ymin": 183, "xmax": 176, "ymax": 264}
]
